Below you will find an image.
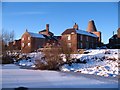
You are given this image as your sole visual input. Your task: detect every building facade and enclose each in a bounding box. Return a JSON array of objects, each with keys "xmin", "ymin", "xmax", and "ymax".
[
  {"xmin": 8, "ymin": 39, "xmax": 21, "ymax": 51},
  {"xmin": 108, "ymin": 28, "xmax": 120, "ymax": 48},
  {"xmin": 21, "ymin": 24, "xmax": 60, "ymax": 53},
  {"xmin": 61, "ymin": 20, "xmax": 101, "ymax": 51},
  {"xmin": 9, "ymin": 20, "xmax": 102, "ymax": 53},
  {"xmin": 21, "ymin": 30, "xmax": 45, "ymax": 53}
]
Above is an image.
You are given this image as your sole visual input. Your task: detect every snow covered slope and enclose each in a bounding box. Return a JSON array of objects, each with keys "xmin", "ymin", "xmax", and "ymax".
[{"xmin": 61, "ymin": 49, "xmax": 119, "ymax": 77}]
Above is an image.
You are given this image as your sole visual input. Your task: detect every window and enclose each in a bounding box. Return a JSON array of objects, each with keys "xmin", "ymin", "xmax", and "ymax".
[
  {"xmin": 68, "ymin": 43, "xmax": 71, "ymax": 47},
  {"xmin": 13, "ymin": 41, "xmax": 16, "ymax": 45},
  {"xmin": 80, "ymin": 43, "xmax": 83, "ymax": 48},
  {"xmin": 71, "ymin": 32, "xmax": 75, "ymax": 34},
  {"xmin": 22, "ymin": 43, "xmax": 24, "ymax": 47},
  {"xmin": 67, "ymin": 35, "xmax": 71, "ymax": 40},
  {"xmin": 86, "ymin": 42, "xmax": 89, "ymax": 48},
  {"xmin": 86, "ymin": 36, "xmax": 88, "ymax": 41},
  {"xmin": 28, "ymin": 43, "xmax": 30, "ymax": 46},
  {"xmin": 28, "ymin": 37, "xmax": 30, "ymax": 40},
  {"xmin": 91, "ymin": 38, "xmax": 93, "ymax": 42},
  {"xmin": 80, "ymin": 35, "xmax": 82, "ymax": 41},
  {"xmin": 22, "ymin": 38, "xmax": 24, "ymax": 41},
  {"xmin": 92, "ymin": 43, "xmax": 94, "ymax": 48}
]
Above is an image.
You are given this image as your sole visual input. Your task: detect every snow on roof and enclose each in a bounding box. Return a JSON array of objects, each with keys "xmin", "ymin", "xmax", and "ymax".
[
  {"xmin": 76, "ymin": 29, "xmax": 98, "ymax": 38},
  {"xmin": 28, "ymin": 32, "xmax": 45, "ymax": 38}
]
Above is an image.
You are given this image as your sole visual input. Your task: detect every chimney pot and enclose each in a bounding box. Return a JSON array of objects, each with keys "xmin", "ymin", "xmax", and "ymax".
[{"xmin": 46, "ymin": 24, "xmax": 49, "ymax": 35}]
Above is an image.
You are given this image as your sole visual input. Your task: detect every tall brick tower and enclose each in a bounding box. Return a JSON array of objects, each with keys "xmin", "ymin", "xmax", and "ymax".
[
  {"xmin": 87, "ymin": 20, "xmax": 101, "ymax": 43},
  {"xmin": 87, "ymin": 20, "xmax": 97, "ymax": 32}
]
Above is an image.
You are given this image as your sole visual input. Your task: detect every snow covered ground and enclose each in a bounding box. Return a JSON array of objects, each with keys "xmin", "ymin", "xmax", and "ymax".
[
  {"xmin": 61, "ymin": 49, "xmax": 119, "ymax": 77},
  {"xmin": 1, "ymin": 64, "xmax": 118, "ymax": 88},
  {"xmin": 15, "ymin": 49, "xmax": 119, "ymax": 78}
]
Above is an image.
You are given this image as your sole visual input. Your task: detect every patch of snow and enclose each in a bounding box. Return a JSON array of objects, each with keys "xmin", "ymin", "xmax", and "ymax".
[
  {"xmin": 76, "ymin": 29, "xmax": 98, "ymax": 37},
  {"xmin": 61, "ymin": 49, "xmax": 119, "ymax": 77},
  {"xmin": 28, "ymin": 32, "xmax": 45, "ymax": 38}
]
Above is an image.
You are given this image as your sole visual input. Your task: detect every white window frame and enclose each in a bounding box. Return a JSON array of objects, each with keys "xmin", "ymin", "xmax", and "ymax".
[
  {"xmin": 67, "ymin": 35, "xmax": 71, "ymax": 40},
  {"xmin": 22, "ymin": 43, "xmax": 24, "ymax": 47},
  {"xmin": 28, "ymin": 43, "xmax": 30, "ymax": 46},
  {"xmin": 22, "ymin": 37, "xmax": 24, "ymax": 41},
  {"xmin": 28, "ymin": 37, "xmax": 30, "ymax": 40},
  {"xmin": 71, "ymin": 32, "xmax": 75, "ymax": 34}
]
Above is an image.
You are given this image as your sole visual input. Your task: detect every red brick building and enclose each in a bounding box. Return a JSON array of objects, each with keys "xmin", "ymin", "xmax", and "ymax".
[
  {"xmin": 21, "ymin": 24, "xmax": 60, "ymax": 53},
  {"xmin": 39, "ymin": 24, "xmax": 61, "ymax": 48},
  {"xmin": 108, "ymin": 28, "xmax": 120, "ymax": 48},
  {"xmin": 17, "ymin": 20, "xmax": 102, "ymax": 53},
  {"xmin": 39, "ymin": 24, "xmax": 54, "ymax": 36},
  {"xmin": 87, "ymin": 20, "xmax": 101, "ymax": 44},
  {"xmin": 8, "ymin": 39, "xmax": 21, "ymax": 50},
  {"xmin": 21, "ymin": 30, "xmax": 45, "ymax": 53},
  {"xmin": 61, "ymin": 20, "xmax": 101, "ymax": 51}
]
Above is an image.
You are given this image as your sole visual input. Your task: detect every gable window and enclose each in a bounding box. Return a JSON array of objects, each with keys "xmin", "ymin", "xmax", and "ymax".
[
  {"xmin": 28, "ymin": 43, "xmax": 30, "ymax": 46},
  {"xmin": 22, "ymin": 43, "xmax": 24, "ymax": 47},
  {"xmin": 22, "ymin": 38, "xmax": 24, "ymax": 41},
  {"xmin": 67, "ymin": 35, "xmax": 71, "ymax": 40}
]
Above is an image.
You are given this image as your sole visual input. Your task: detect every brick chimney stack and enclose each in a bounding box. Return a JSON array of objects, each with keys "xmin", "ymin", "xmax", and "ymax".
[
  {"xmin": 46, "ymin": 24, "xmax": 49, "ymax": 35},
  {"xmin": 87, "ymin": 20, "xmax": 97, "ymax": 32},
  {"xmin": 73, "ymin": 23, "xmax": 79, "ymax": 30},
  {"xmin": 117, "ymin": 28, "xmax": 120, "ymax": 38}
]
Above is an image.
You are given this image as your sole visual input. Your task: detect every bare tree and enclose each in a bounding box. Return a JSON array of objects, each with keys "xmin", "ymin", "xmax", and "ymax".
[
  {"xmin": 35, "ymin": 39, "xmax": 73, "ymax": 70},
  {"xmin": 2, "ymin": 29, "xmax": 14, "ymax": 44},
  {"xmin": 36, "ymin": 47, "xmax": 63, "ymax": 70},
  {"xmin": 1, "ymin": 29, "xmax": 15, "ymax": 64},
  {"xmin": 59, "ymin": 39, "xmax": 72, "ymax": 63}
]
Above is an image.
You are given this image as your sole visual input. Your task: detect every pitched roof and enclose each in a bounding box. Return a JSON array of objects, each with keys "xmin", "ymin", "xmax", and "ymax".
[
  {"xmin": 62, "ymin": 28, "xmax": 98, "ymax": 38},
  {"xmin": 109, "ymin": 34, "xmax": 117, "ymax": 39},
  {"xmin": 39, "ymin": 29, "xmax": 54, "ymax": 36},
  {"xmin": 76, "ymin": 29, "xmax": 98, "ymax": 37},
  {"xmin": 28, "ymin": 32, "xmax": 45, "ymax": 38},
  {"xmin": 62, "ymin": 28, "xmax": 76, "ymax": 35}
]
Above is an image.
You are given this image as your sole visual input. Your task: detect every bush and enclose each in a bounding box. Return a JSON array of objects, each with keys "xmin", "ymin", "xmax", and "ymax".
[
  {"xmin": 35, "ymin": 48, "xmax": 63, "ymax": 70},
  {"xmin": 2, "ymin": 55, "xmax": 14, "ymax": 64}
]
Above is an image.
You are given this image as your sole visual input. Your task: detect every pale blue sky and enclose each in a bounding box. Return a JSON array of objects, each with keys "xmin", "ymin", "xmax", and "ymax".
[{"xmin": 2, "ymin": 2, "xmax": 118, "ymax": 44}]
